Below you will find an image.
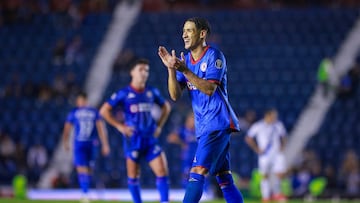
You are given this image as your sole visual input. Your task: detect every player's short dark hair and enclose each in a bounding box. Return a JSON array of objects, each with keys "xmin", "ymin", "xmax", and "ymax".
[
  {"xmin": 77, "ymin": 91, "xmax": 87, "ymax": 99},
  {"xmin": 264, "ymin": 108, "xmax": 277, "ymax": 115},
  {"xmin": 186, "ymin": 17, "xmax": 211, "ymax": 35},
  {"xmin": 130, "ymin": 58, "xmax": 149, "ymax": 71}
]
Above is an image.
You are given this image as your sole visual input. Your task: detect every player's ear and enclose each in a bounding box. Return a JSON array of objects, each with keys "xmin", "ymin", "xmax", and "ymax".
[{"xmin": 200, "ymin": 30, "xmax": 207, "ymax": 39}]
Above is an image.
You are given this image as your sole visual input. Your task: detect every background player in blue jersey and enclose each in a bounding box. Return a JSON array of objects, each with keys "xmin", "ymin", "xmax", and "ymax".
[
  {"xmin": 167, "ymin": 111, "xmax": 197, "ymax": 187},
  {"xmin": 158, "ymin": 17, "xmax": 244, "ymax": 203},
  {"xmin": 100, "ymin": 59, "xmax": 171, "ymax": 203},
  {"xmin": 62, "ymin": 92, "xmax": 110, "ymax": 203}
]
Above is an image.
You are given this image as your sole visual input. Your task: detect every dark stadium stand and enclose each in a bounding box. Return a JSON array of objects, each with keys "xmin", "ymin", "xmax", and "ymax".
[
  {"xmin": 0, "ymin": 11, "xmax": 112, "ymax": 185},
  {"xmin": 1, "ymin": 3, "xmax": 359, "ymax": 193}
]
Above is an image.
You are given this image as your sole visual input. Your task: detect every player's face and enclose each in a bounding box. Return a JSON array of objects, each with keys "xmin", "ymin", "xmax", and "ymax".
[
  {"xmin": 131, "ymin": 63, "xmax": 149, "ymax": 84},
  {"xmin": 182, "ymin": 21, "xmax": 203, "ymax": 50},
  {"xmin": 268, "ymin": 111, "xmax": 278, "ymax": 123},
  {"xmin": 76, "ymin": 96, "xmax": 87, "ymax": 107}
]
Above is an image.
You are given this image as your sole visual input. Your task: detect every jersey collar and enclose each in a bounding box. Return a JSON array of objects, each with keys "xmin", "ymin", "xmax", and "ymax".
[{"xmin": 190, "ymin": 45, "xmax": 209, "ymax": 65}]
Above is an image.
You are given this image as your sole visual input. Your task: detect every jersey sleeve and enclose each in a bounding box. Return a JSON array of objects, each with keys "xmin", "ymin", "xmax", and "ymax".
[
  {"xmin": 107, "ymin": 90, "xmax": 126, "ymax": 108},
  {"xmin": 66, "ymin": 110, "xmax": 75, "ymax": 124},
  {"xmin": 205, "ymin": 49, "xmax": 226, "ymax": 84},
  {"xmin": 277, "ymin": 122, "xmax": 287, "ymax": 137},
  {"xmin": 247, "ymin": 124, "xmax": 258, "ymax": 138},
  {"xmin": 176, "ymin": 71, "xmax": 187, "ymax": 87},
  {"xmin": 152, "ymin": 87, "xmax": 166, "ymax": 107}
]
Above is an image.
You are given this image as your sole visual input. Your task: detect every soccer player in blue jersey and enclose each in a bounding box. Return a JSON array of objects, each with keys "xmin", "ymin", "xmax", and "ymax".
[
  {"xmin": 100, "ymin": 59, "xmax": 171, "ymax": 203},
  {"xmin": 158, "ymin": 17, "xmax": 244, "ymax": 203},
  {"xmin": 62, "ymin": 92, "xmax": 110, "ymax": 203}
]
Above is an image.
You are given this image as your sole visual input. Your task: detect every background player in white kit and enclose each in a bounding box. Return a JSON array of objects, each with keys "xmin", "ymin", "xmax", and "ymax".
[{"xmin": 245, "ymin": 108, "xmax": 288, "ymax": 202}]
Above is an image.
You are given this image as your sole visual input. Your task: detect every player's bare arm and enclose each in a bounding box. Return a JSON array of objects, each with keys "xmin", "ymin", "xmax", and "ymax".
[
  {"xmin": 158, "ymin": 46, "xmax": 184, "ymax": 101},
  {"xmin": 100, "ymin": 102, "xmax": 134, "ymax": 137},
  {"xmin": 154, "ymin": 101, "xmax": 171, "ymax": 137},
  {"xmin": 61, "ymin": 122, "xmax": 73, "ymax": 151},
  {"xmin": 96, "ymin": 120, "xmax": 110, "ymax": 156},
  {"xmin": 245, "ymin": 136, "xmax": 262, "ymax": 155}
]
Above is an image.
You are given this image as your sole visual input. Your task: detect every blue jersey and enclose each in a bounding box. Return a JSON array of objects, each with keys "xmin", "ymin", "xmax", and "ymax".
[
  {"xmin": 176, "ymin": 46, "xmax": 240, "ymax": 137},
  {"xmin": 66, "ymin": 106, "xmax": 101, "ymax": 167},
  {"xmin": 107, "ymin": 85, "xmax": 166, "ymax": 151},
  {"xmin": 66, "ymin": 107, "xmax": 101, "ymax": 143}
]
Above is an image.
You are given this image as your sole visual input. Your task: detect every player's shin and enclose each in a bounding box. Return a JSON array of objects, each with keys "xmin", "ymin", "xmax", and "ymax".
[
  {"xmin": 156, "ymin": 176, "xmax": 169, "ymax": 203},
  {"xmin": 183, "ymin": 173, "xmax": 205, "ymax": 203},
  {"xmin": 128, "ymin": 178, "xmax": 142, "ymax": 203},
  {"xmin": 216, "ymin": 173, "xmax": 244, "ymax": 203},
  {"xmin": 78, "ymin": 172, "xmax": 90, "ymax": 194}
]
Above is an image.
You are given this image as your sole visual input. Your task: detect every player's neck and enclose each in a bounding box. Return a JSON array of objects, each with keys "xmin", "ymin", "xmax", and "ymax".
[
  {"xmin": 190, "ymin": 43, "xmax": 208, "ymax": 61},
  {"xmin": 130, "ymin": 82, "xmax": 145, "ymax": 92}
]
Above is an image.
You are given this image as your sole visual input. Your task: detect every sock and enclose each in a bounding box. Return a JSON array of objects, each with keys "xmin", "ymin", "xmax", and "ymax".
[
  {"xmin": 261, "ymin": 178, "xmax": 271, "ymax": 200},
  {"xmin": 183, "ymin": 173, "xmax": 205, "ymax": 203},
  {"xmin": 128, "ymin": 178, "xmax": 142, "ymax": 203},
  {"xmin": 156, "ymin": 176, "xmax": 169, "ymax": 203},
  {"xmin": 216, "ymin": 173, "xmax": 244, "ymax": 203},
  {"xmin": 78, "ymin": 173, "xmax": 90, "ymax": 194},
  {"xmin": 271, "ymin": 174, "xmax": 281, "ymax": 195}
]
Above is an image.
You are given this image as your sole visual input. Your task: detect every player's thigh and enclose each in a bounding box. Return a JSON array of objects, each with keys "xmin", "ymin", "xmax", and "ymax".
[
  {"xmin": 195, "ymin": 129, "xmax": 231, "ymax": 175},
  {"xmin": 258, "ymin": 156, "xmax": 272, "ymax": 177},
  {"xmin": 272, "ymin": 153, "xmax": 287, "ymax": 175},
  {"xmin": 149, "ymin": 152, "xmax": 168, "ymax": 177},
  {"xmin": 126, "ymin": 157, "xmax": 141, "ymax": 178}
]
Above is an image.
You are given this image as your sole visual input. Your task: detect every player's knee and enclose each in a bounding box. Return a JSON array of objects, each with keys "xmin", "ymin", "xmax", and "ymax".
[
  {"xmin": 216, "ymin": 173, "xmax": 234, "ymax": 189},
  {"xmin": 190, "ymin": 166, "xmax": 208, "ymax": 175},
  {"xmin": 76, "ymin": 166, "xmax": 90, "ymax": 174}
]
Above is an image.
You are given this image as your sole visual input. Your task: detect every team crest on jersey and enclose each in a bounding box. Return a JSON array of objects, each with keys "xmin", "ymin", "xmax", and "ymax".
[
  {"xmin": 215, "ymin": 59, "xmax": 223, "ymax": 69},
  {"xmin": 152, "ymin": 145, "xmax": 161, "ymax": 154},
  {"xmin": 146, "ymin": 91, "xmax": 152, "ymax": 98},
  {"xmin": 127, "ymin": 92, "xmax": 136, "ymax": 99},
  {"xmin": 110, "ymin": 93, "xmax": 117, "ymax": 100},
  {"xmin": 131, "ymin": 150, "xmax": 139, "ymax": 159},
  {"xmin": 200, "ymin": 62, "xmax": 207, "ymax": 72}
]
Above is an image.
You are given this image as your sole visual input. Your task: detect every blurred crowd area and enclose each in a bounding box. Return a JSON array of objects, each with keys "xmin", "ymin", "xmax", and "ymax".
[
  {"xmin": 142, "ymin": 0, "xmax": 360, "ymax": 11},
  {"xmin": 0, "ymin": 0, "xmax": 119, "ymax": 26},
  {"xmin": 1, "ymin": 0, "xmax": 360, "ymax": 24}
]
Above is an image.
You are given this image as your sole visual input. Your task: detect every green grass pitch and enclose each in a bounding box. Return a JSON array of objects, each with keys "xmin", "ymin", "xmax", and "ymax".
[{"xmin": 1, "ymin": 199, "xmax": 359, "ymax": 203}]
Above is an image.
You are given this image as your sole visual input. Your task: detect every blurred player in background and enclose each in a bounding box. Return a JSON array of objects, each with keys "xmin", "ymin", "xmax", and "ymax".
[
  {"xmin": 167, "ymin": 111, "xmax": 197, "ymax": 187},
  {"xmin": 245, "ymin": 108, "xmax": 288, "ymax": 202},
  {"xmin": 62, "ymin": 92, "xmax": 110, "ymax": 203},
  {"xmin": 158, "ymin": 17, "xmax": 244, "ymax": 203},
  {"xmin": 100, "ymin": 59, "xmax": 171, "ymax": 203}
]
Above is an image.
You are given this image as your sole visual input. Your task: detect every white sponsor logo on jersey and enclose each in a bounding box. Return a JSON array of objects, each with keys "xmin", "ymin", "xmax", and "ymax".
[
  {"xmin": 130, "ymin": 103, "xmax": 152, "ymax": 113},
  {"xmin": 186, "ymin": 81, "xmax": 197, "ymax": 90}
]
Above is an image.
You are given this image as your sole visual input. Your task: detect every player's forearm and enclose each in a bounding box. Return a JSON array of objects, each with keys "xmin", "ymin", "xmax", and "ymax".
[
  {"xmin": 96, "ymin": 120, "xmax": 109, "ymax": 146},
  {"xmin": 245, "ymin": 137, "xmax": 260, "ymax": 154},
  {"xmin": 62, "ymin": 123, "xmax": 71, "ymax": 143},
  {"xmin": 168, "ymin": 69, "xmax": 182, "ymax": 101},
  {"xmin": 157, "ymin": 101, "xmax": 171, "ymax": 128},
  {"xmin": 182, "ymin": 69, "xmax": 217, "ymax": 96},
  {"xmin": 100, "ymin": 105, "xmax": 122, "ymax": 129}
]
